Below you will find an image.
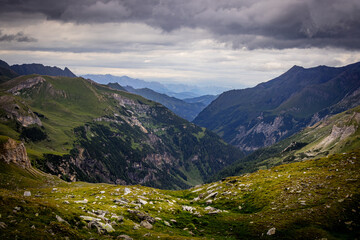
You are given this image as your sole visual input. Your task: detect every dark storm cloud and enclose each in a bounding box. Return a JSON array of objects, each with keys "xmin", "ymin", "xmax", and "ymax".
[
  {"xmin": 1, "ymin": 0, "xmax": 360, "ymax": 49},
  {"xmin": 0, "ymin": 30, "xmax": 37, "ymax": 42}
]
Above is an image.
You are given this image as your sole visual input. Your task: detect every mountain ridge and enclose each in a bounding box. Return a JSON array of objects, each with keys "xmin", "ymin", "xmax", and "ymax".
[
  {"xmin": 11, "ymin": 63, "xmax": 77, "ymax": 77},
  {"xmin": 194, "ymin": 61, "xmax": 360, "ymax": 153},
  {"xmin": 117, "ymin": 84, "xmax": 208, "ymax": 121},
  {"xmin": 0, "ymin": 74, "xmax": 242, "ymax": 189}
]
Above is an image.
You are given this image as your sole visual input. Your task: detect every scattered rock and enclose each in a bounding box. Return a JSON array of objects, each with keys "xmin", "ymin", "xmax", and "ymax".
[
  {"xmin": 111, "ymin": 214, "xmax": 124, "ymax": 222},
  {"xmin": 24, "ymin": 191, "xmax": 31, "ymax": 197},
  {"xmin": 80, "ymin": 216, "xmax": 102, "ymax": 222},
  {"xmin": 63, "ymin": 200, "xmax": 70, "ymax": 204},
  {"xmin": 117, "ymin": 234, "xmax": 133, "ymax": 240},
  {"xmin": 127, "ymin": 209, "xmax": 155, "ymax": 223},
  {"xmin": 267, "ymin": 227, "xmax": 276, "ymax": 235},
  {"xmin": 0, "ymin": 222, "xmax": 7, "ymax": 229},
  {"xmin": 88, "ymin": 221, "xmax": 114, "ymax": 234},
  {"xmin": 113, "ymin": 199, "xmax": 128, "ymax": 205},
  {"xmin": 204, "ymin": 192, "xmax": 218, "ymax": 200},
  {"xmin": 182, "ymin": 206, "xmax": 196, "ymax": 213},
  {"xmin": 140, "ymin": 220, "xmax": 153, "ymax": 229},
  {"xmin": 100, "ymin": 191, "xmax": 105, "ymax": 194},
  {"xmin": 124, "ymin": 188, "xmax": 131, "ymax": 195},
  {"xmin": 56, "ymin": 215, "xmax": 69, "ymax": 225},
  {"xmin": 74, "ymin": 199, "xmax": 88, "ymax": 204},
  {"xmin": 164, "ymin": 220, "xmax": 171, "ymax": 227},
  {"xmin": 133, "ymin": 223, "xmax": 140, "ymax": 230},
  {"xmin": 137, "ymin": 199, "xmax": 148, "ymax": 205}
]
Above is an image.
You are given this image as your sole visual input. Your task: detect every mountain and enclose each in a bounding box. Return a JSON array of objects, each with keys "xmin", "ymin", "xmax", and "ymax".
[
  {"xmin": 107, "ymin": 82, "xmax": 127, "ymax": 92},
  {"xmin": 212, "ymin": 105, "xmax": 360, "ymax": 181},
  {"xmin": 10, "ymin": 63, "xmax": 76, "ymax": 77},
  {"xmin": 194, "ymin": 62, "xmax": 360, "ymax": 153},
  {"xmin": 0, "ymin": 60, "xmax": 19, "ymax": 84},
  {"xmin": 83, "ymin": 74, "xmax": 169, "ymax": 93},
  {"xmin": 111, "ymin": 84, "xmax": 207, "ymax": 121},
  {"xmin": 184, "ymin": 94, "xmax": 217, "ymax": 106},
  {"xmin": 82, "ymin": 74, "xmax": 229, "ymax": 99},
  {"xmin": 1, "ymin": 138, "xmax": 359, "ymax": 239},
  {"xmin": 0, "ymin": 74, "xmax": 242, "ymax": 189}
]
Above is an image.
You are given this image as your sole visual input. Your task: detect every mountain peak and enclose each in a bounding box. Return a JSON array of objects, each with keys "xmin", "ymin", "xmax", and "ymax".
[{"xmin": 10, "ymin": 63, "xmax": 76, "ymax": 77}]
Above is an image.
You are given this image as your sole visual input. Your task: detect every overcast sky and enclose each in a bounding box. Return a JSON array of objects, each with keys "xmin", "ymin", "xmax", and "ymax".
[{"xmin": 1, "ymin": 0, "xmax": 360, "ymax": 88}]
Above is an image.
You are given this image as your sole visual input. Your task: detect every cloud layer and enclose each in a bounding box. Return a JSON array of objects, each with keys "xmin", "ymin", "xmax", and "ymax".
[{"xmin": 1, "ymin": 0, "xmax": 360, "ymax": 50}]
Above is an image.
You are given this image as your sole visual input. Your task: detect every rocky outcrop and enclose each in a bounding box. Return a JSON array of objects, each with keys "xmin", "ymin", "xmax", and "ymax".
[
  {"xmin": 0, "ymin": 137, "xmax": 31, "ymax": 168},
  {"xmin": 7, "ymin": 76, "xmax": 46, "ymax": 94},
  {"xmin": 0, "ymin": 95, "xmax": 42, "ymax": 127}
]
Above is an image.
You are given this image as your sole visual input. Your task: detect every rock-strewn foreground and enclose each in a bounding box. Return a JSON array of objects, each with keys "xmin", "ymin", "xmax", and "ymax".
[{"xmin": 0, "ymin": 149, "xmax": 359, "ymax": 239}]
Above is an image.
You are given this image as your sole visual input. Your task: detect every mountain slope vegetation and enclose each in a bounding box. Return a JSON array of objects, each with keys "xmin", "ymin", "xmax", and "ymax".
[
  {"xmin": 194, "ymin": 62, "xmax": 360, "ymax": 153},
  {"xmin": 212, "ymin": 105, "xmax": 360, "ymax": 181},
  {"xmin": 0, "ymin": 144, "xmax": 359, "ymax": 239},
  {"xmin": 0, "ymin": 74, "xmax": 242, "ymax": 189}
]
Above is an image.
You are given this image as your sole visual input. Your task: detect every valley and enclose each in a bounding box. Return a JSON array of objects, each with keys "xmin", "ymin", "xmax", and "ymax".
[
  {"xmin": 0, "ymin": 146, "xmax": 359, "ymax": 239},
  {"xmin": 0, "ymin": 59, "xmax": 359, "ymax": 239}
]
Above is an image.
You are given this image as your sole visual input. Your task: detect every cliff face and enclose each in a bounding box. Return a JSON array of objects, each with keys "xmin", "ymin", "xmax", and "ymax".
[
  {"xmin": 194, "ymin": 62, "xmax": 360, "ymax": 153},
  {"xmin": 0, "ymin": 137, "xmax": 31, "ymax": 168}
]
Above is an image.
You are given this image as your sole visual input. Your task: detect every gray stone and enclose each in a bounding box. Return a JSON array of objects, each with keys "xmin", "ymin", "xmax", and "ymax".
[
  {"xmin": 267, "ymin": 227, "xmax": 276, "ymax": 235},
  {"xmin": 117, "ymin": 234, "xmax": 133, "ymax": 240},
  {"xmin": 204, "ymin": 192, "xmax": 218, "ymax": 200},
  {"xmin": 133, "ymin": 223, "xmax": 140, "ymax": 230},
  {"xmin": 182, "ymin": 206, "xmax": 195, "ymax": 212},
  {"xmin": 140, "ymin": 220, "xmax": 153, "ymax": 229},
  {"xmin": 24, "ymin": 191, "xmax": 31, "ymax": 197},
  {"xmin": 124, "ymin": 188, "xmax": 131, "ymax": 195},
  {"xmin": 127, "ymin": 209, "xmax": 155, "ymax": 223},
  {"xmin": 74, "ymin": 199, "xmax": 88, "ymax": 204},
  {"xmin": 0, "ymin": 222, "xmax": 7, "ymax": 229}
]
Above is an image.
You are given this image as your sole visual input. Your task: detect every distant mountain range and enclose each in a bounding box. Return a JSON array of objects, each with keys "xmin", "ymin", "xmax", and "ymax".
[
  {"xmin": 82, "ymin": 74, "xmax": 229, "ymax": 99},
  {"xmin": 108, "ymin": 83, "xmax": 216, "ymax": 121},
  {"xmin": 0, "ymin": 59, "xmax": 77, "ymax": 80},
  {"xmin": 194, "ymin": 62, "xmax": 360, "ymax": 153}
]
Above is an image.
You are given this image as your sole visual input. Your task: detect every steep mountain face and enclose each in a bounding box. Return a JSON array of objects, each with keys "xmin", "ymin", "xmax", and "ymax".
[
  {"xmin": 117, "ymin": 84, "xmax": 207, "ymax": 121},
  {"xmin": 213, "ymin": 105, "xmax": 360, "ymax": 181},
  {"xmin": 0, "ymin": 75, "xmax": 242, "ymax": 189},
  {"xmin": 10, "ymin": 63, "xmax": 76, "ymax": 77},
  {"xmin": 0, "ymin": 136, "xmax": 31, "ymax": 169},
  {"xmin": 0, "ymin": 60, "xmax": 19, "ymax": 84},
  {"xmin": 194, "ymin": 62, "xmax": 360, "ymax": 153}
]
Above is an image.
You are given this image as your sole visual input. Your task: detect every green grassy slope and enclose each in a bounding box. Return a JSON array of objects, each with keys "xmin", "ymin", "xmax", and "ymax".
[
  {"xmin": 0, "ymin": 75, "xmax": 243, "ymax": 189},
  {"xmin": 0, "ymin": 148, "xmax": 359, "ymax": 239}
]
